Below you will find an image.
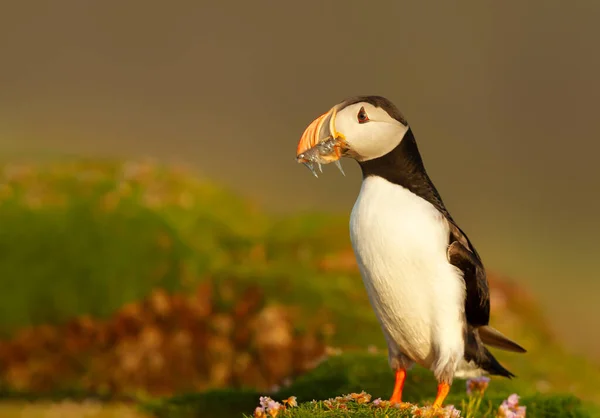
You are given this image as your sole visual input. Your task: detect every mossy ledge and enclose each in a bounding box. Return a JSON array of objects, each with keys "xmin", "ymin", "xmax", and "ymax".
[{"xmin": 140, "ymin": 352, "xmax": 597, "ymax": 418}]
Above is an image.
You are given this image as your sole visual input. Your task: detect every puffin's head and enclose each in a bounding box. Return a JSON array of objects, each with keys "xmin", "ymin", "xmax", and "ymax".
[{"xmin": 296, "ymin": 96, "xmax": 409, "ymax": 170}]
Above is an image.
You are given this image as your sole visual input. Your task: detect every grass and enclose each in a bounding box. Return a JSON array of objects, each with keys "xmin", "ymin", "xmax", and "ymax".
[
  {"xmin": 140, "ymin": 352, "xmax": 597, "ymax": 418},
  {"xmin": 0, "ymin": 159, "xmax": 376, "ymax": 347},
  {"xmin": 243, "ymin": 394, "xmax": 589, "ymax": 418},
  {"xmin": 0, "ymin": 159, "xmax": 267, "ymax": 336}
]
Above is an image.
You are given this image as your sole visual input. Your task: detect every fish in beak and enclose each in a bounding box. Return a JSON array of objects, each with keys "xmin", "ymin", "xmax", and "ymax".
[{"xmin": 296, "ymin": 106, "xmax": 348, "ymax": 177}]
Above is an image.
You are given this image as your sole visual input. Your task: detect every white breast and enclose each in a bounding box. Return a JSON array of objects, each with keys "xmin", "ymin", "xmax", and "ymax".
[{"xmin": 349, "ymin": 176, "xmax": 466, "ymax": 370}]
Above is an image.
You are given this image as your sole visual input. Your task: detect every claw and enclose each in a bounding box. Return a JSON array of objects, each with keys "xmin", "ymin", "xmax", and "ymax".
[
  {"xmin": 303, "ymin": 161, "xmax": 319, "ymax": 178},
  {"xmin": 318, "ymin": 162, "xmax": 323, "ymax": 173},
  {"xmin": 334, "ymin": 160, "xmax": 345, "ymax": 176}
]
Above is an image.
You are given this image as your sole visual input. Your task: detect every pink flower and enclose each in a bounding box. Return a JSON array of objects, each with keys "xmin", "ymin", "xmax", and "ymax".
[
  {"xmin": 498, "ymin": 393, "xmax": 526, "ymax": 417},
  {"xmin": 254, "ymin": 406, "xmax": 266, "ymax": 418},
  {"xmin": 266, "ymin": 400, "xmax": 282, "ymax": 413},
  {"xmin": 445, "ymin": 405, "xmax": 461, "ymax": 418},
  {"xmin": 255, "ymin": 396, "xmax": 283, "ymax": 418},
  {"xmin": 413, "ymin": 404, "xmax": 461, "ymax": 417},
  {"xmin": 507, "ymin": 394, "xmax": 520, "ymax": 408},
  {"xmin": 466, "ymin": 376, "xmax": 491, "ymax": 396}
]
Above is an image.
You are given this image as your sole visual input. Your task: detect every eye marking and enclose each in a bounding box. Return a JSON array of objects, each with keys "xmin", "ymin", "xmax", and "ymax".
[{"xmin": 357, "ymin": 106, "xmax": 370, "ymax": 124}]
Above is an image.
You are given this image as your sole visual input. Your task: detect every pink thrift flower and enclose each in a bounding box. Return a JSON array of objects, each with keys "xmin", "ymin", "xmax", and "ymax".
[
  {"xmin": 498, "ymin": 393, "xmax": 526, "ymax": 417},
  {"xmin": 267, "ymin": 400, "xmax": 281, "ymax": 411},
  {"xmin": 466, "ymin": 376, "xmax": 491, "ymax": 396},
  {"xmin": 507, "ymin": 394, "xmax": 520, "ymax": 408},
  {"xmin": 254, "ymin": 406, "xmax": 266, "ymax": 418},
  {"xmin": 259, "ymin": 396, "xmax": 271, "ymax": 408},
  {"xmin": 446, "ymin": 405, "xmax": 462, "ymax": 418}
]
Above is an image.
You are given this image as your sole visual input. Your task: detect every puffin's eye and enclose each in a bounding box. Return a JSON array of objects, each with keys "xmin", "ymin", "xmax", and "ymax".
[{"xmin": 357, "ymin": 107, "xmax": 370, "ymax": 124}]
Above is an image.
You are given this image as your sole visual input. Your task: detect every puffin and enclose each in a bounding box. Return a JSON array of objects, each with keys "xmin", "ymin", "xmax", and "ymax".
[{"xmin": 295, "ymin": 95, "xmax": 526, "ymax": 408}]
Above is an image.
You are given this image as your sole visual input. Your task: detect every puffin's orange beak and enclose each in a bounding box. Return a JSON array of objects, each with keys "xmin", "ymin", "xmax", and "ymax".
[{"xmin": 296, "ymin": 106, "xmax": 347, "ymax": 165}]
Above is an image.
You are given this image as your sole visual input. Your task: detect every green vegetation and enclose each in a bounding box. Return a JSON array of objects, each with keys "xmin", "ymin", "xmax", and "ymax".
[
  {"xmin": 0, "ymin": 159, "xmax": 358, "ymax": 339},
  {"xmin": 244, "ymin": 394, "xmax": 589, "ymax": 418},
  {"xmin": 141, "ymin": 353, "xmax": 596, "ymax": 418}
]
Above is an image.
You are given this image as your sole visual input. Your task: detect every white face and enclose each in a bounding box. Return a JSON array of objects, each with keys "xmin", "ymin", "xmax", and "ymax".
[{"xmin": 334, "ymin": 102, "xmax": 409, "ymax": 162}]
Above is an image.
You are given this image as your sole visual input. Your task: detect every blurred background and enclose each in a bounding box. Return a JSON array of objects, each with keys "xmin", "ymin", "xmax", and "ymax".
[{"xmin": 1, "ymin": 1, "xmax": 599, "ymax": 417}]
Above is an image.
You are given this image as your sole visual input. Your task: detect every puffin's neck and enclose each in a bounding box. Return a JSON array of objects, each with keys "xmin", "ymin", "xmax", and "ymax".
[
  {"xmin": 358, "ymin": 128, "xmax": 431, "ymax": 190},
  {"xmin": 357, "ymin": 128, "xmax": 450, "ymax": 215}
]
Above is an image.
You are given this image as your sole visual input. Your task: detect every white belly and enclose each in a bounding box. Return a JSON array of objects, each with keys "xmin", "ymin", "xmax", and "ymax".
[{"xmin": 349, "ymin": 176, "xmax": 466, "ymax": 369}]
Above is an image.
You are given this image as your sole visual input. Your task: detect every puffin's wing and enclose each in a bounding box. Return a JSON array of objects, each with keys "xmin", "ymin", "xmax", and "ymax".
[
  {"xmin": 447, "ymin": 221, "xmax": 527, "ymax": 353},
  {"xmin": 446, "ymin": 222, "xmax": 490, "ymax": 327}
]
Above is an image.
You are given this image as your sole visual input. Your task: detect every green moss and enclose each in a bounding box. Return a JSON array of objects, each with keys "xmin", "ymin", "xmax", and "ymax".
[
  {"xmin": 139, "ymin": 388, "xmax": 261, "ymax": 418},
  {"xmin": 0, "ymin": 159, "xmax": 267, "ymax": 335},
  {"xmin": 140, "ymin": 353, "xmax": 593, "ymax": 418},
  {"xmin": 0, "ymin": 202, "xmax": 186, "ymax": 332},
  {"xmin": 259, "ymin": 394, "xmax": 588, "ymax": 417},
  {"xmin": 243, "ymin": 394, "xmax": 590, "ymax": 418}
]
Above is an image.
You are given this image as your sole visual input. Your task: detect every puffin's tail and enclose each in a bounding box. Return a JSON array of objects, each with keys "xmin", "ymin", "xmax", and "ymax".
[
  {"xmin": 464, "ymin": 326, "xmax": 525, "ymax": 378},
  {"xmin": 478, "ymin": 325, "xmax": 527, "ymax": 353},
  {"xmin": 477, "ymin": 346, "xmax": 516, "ymax": 378}
]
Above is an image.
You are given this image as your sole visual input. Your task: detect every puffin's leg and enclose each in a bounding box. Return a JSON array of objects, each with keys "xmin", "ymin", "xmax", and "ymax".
[
  {"xmin": 387, "ymin": 347, "xmax": 413, "ymax": 404},
  {"xmin": 390, "ymin": 368, "xmax": 407, "ymax": 403},
  {"xmin": 431, "ymin": 348, "xmax": 460, "ymax": 408},
  {"xmin": 430, "ymin": 306, "xmax": 463, "ymax": 408},
  {"xmin": 433, "ymin": 382, "xmax": 451, "ymax": 407}
]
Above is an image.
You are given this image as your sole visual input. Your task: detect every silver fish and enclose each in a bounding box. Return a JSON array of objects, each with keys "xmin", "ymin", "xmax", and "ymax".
[{"xmin": 296, "ymin": 137, "xmax": 345, "ymax": 178}]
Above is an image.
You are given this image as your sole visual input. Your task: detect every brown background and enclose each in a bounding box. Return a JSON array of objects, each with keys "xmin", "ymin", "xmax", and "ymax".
[{"xmin": 1, "ymin": 1, "xmax": 599, "ymax": 360}]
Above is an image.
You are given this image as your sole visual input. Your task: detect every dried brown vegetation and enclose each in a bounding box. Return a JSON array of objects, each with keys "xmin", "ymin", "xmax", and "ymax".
[{"xmin": 0, "ymin": 281, "xmax": 328, "ymax": 397}]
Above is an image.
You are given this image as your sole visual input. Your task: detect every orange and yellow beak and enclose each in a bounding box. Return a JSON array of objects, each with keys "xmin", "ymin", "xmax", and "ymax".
[{"xmin": 295, "ymin": 106, "xmax": 348, "ymax": 177}]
